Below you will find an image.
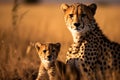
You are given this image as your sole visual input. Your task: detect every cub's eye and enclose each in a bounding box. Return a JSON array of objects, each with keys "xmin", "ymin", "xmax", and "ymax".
[
  {"xmin": 69, "ymin": 14, "xmax": 73, "ymax": 18},
  {"xmin": 43, "ymin": 50, "xmax": 47, "ymax": 53},
  {"xmin": 81, "ymin": 13, "xmax": 86, "ymax": 17},
  {"xmin": 52, "ymin": 49, "xmax": 55, "ymax": 53}
]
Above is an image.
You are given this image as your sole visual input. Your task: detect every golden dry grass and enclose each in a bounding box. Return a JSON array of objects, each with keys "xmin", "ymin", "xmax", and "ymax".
[{"xmin": 0, "ymin": 3, "xmax": 120, "ymax": 80}]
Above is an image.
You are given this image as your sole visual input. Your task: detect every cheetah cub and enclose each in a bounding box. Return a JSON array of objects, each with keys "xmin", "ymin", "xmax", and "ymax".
[
  {"xmin": 35, "ymin": 42, "xmax": 81, "ymax": 80},
  {"xmin": 35, "ymin": 42, "xmax": 61, "ymax": 80}
]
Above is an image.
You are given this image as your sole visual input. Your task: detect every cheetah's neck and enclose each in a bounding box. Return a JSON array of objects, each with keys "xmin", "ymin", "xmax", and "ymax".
[
  {"xmin": 72, "ymin": 33, "xmax": 81, "ymax": 43},
  {"xmin": 41, "ymin": 61, "xmax": 55, "ymax": 70},
  {"xmin": 71, "ymin": 31, "xmax": 85, "ymax": 44}
]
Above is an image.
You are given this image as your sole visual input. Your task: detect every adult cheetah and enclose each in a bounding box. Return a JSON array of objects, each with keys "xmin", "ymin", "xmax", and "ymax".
[
  {"xmin": 35, "ymin": 42, "xmax": 80, "ymax": 80},
  {"xmin": 61, "ymin": 3, "xmax": 120, "ymax": 80}
]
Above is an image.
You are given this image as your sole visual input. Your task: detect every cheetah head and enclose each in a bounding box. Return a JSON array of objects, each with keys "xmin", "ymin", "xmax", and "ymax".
[
  {"xmin": 61, "ymin": 3, "xmax": 97, "ymax": 36},
  {"xmin": 35, "ymin": 42, "xmax": 61, "ymax": 64}
]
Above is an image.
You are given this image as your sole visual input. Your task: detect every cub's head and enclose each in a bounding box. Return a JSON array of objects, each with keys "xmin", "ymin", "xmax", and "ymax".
[
  {"xmin": 61, "ymin": 3, "xmax": 97, "ymax": 35},
  {"xmin": 35, "ymin": 42, "xmax": 61, "ymax": 63}
]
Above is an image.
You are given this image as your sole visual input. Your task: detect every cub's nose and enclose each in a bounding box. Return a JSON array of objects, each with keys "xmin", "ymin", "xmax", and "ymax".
[
  {"xmin": 74, "ymin": 23, "xmax": 80, "ymax": 27},
  {"xmin": 47, "ymin": 55, "xmax": 52, "ymax": 60}
]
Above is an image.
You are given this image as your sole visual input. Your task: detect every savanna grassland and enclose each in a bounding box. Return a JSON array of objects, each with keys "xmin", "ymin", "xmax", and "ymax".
[{"xmin": 0, "ymin": 3, "xmax": 120, "ymax": 80}]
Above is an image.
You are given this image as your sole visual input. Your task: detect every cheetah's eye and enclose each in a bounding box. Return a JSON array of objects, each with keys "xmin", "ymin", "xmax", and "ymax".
[
  {"xmin": 69, "ymin": 14, "xmax": 73, "ymax": 18},
  {"xmin": 43, "ymin": 50, "xmax": 47, "ymax": 53},
  {"xmin": 52, "ymin": 49, "xmax": 55, "ymax": 53},
  {"xmin": 81, "ymin": 13, "xmax": 86, "ymax": 17}
]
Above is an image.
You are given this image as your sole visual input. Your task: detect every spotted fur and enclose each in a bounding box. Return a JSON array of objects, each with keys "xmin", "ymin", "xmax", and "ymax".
[{"xmin": 61, "ymin": 3, "xmax": 120, "ymax": 80}]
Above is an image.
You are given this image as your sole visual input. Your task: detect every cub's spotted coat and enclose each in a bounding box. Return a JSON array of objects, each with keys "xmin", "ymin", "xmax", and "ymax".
[{"xmin": 35, "ymin": 42, "xmax": 80, "ymax": 80}]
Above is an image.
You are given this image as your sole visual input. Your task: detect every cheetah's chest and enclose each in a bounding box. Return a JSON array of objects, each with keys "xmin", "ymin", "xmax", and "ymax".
[
  {"xmin": 66, "ymin": 42, "xmax": 86, "ymax": 60},
  {"xmin": 66, "ymin": 41, "xmax": 99, "ymax": 65}
]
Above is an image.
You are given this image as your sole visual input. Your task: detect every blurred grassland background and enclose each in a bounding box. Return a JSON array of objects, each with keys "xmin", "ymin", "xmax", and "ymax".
[{"xmin": 0, "ymin": 1, "xmax": 120, "ymax": 80}]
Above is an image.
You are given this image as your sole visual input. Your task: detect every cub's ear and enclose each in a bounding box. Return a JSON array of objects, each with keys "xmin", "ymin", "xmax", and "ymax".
[
  {"xmin": 61, "ymin": 3, "xmax": 69, "ymax": 12},
  {"xmin": 56, "ymin": 43, "xmax": 61, "ymax": 48},
  {"xmin": 35, "ymin": 42, "xmax": 41, "ymax": 52},
  {"xmin": 88, "ymin": 3, "xmax": 97, "ymax": 15},
  {"xmin": 55, "ymin": 43, "xmax": 61, "ymax": 51}
]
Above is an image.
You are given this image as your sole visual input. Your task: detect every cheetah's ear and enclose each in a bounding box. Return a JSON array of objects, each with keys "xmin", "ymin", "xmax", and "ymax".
[
  {"xmin": 61, "ymin": 3, "xmax": 69, "ymax": 12},
  {"xmin": 55, "ymin": 43, "xmax": 61, "ymax": 51},
  {"xmin": 88, "ymin": 3, "xmax": 97, "ymax": 15},
  {"xmin": 35, "ymin": 42, "xmax": 41, "ymax": 52}
]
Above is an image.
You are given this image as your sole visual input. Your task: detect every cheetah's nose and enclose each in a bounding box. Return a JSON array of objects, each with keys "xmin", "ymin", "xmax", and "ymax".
[
  {"xmin": 47, "ymin": 55, "xmax": 52, "ymax": 60},
  {"xmin": 74, "ymin": 23, "xmax": 80, "ymax": 27}
]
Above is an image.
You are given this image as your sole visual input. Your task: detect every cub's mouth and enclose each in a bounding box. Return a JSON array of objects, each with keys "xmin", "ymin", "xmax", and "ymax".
[{"xmin": 43, "ymin": 59, "xmax": 52, "ymax": 63}]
